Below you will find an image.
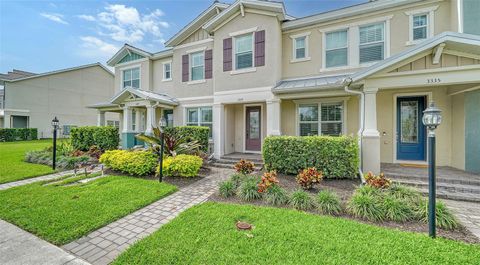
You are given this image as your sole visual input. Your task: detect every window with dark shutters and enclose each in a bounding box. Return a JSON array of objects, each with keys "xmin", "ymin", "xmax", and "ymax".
[
  {"xmin": 182, "ymin": 54, "xmax": 189, "ymax": 82},
  {"xmin": 205, "ymin": 49, "xmax": 213, "ymax": 79},
  {"xmin": 223, "ymin": 38, "xmax": 232, "ymax": 71},
  {"xmin": 254, "ymin": 30, "xmax": 265, "ymax": 67}
]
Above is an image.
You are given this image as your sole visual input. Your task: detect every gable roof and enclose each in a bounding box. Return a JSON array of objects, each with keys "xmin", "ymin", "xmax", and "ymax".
[
  {"xmin": 203, "ymin": 0, "xmax": 290, "ymax": 33},
  {"xmin": 0, "ymin": 69, "xmax": 37, "ymax": 81},
  {"xmin": 165, "ymin": 1, "xmax": 229, "ymax": 47},
  {"xmin": 107, "ymin": 44, "xmax": 153, "ymax": 67},
  {"xmin": 1, "ymin": 63, "xmax": 113, "ymax": 82},
  {"xmin": 110, "ymin": 87, "xmax": 178, "ymax": 106},
  {"xmin": 349, "ymin": 32, "xmax": 480, "ymax": 83}
]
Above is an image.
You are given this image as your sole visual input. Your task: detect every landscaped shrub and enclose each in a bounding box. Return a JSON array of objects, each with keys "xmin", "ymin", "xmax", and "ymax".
[
  {"xmin": 316, "ymin": 190, "xmax": 342, "ymax": 215},
  {"xmin": 364, "ymin": 172, "xmax": 392, "ymax": 189},
  {"xmin": 99, "ymin": 150, "xmax": 157, "ymax": 176},
  {"xmin": 387, "ymin": 183, "xmax": 420, "ymax": 202},
  {"xmin": 382, "ymin": 195, "xmax": 414, "ymax": 222},
  {"xmin": 25, "ymin": 149, "xmax": 89, "ymax": 169},
  {"xmin": 290, "ymin": 190, "xmax": 315, "ymax": 210},
  {"xmin": 159, "ymin": 154, "xmax": 203, "ymax": 177},
  {"xmin": 0, "ymin": 128, "xmax": 37, "ymax": 141},
  {"xmin": 415, "ymin": 199, "xmax": 458, "ymax": 230},
  {"xmin": 229, "ymin": 173, "xmax": 246, "ymax": 189},
  {"xmin": 219, "ymin": 180, "xmax": 236, "ymax": 198},
  {"xmin": 234, "ymin": 159, "xmax": 255, "ymax": 174},
  {"xmin": 71, "ymin": 126, "xmax": 119, "ymax": 151},
  {"xmin": 257, "ymin": 171, "xmax": 279, "ymax": 193},
  {"xmin": 265, "ymin": 185, "xmax": 289, "ymax": 206},
  {"xmin": 164, "ymin": 126, "xmax": 209, "ymax": 152},
  {"xmin": 262, "ymin": 135, "xmax": 359, "ymax": 178},
  {"xmin": 237, "ymin": 176, "xmax": 262, "ymax": 201},
  {"xmin": 296, "ymin": 167, "xmax": 323, "ymax": 190},
  {"xmin": 347, "ymin": 192, "xmax": 384, "ymax": 221}
]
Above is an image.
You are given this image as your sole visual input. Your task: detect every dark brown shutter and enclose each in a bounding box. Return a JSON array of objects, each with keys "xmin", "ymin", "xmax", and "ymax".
[
  {"xmin": 205, "ymin": 49, "xmax": 213, "ymax": 79},
  {"xmin": 254, "ymin": 30, "xmax": 265, "ymax": 67},
  {"xmin": 223, "ymin": 38, "xmax": 232, "ymax": 71},
  {"xmin": 182, "ymin": 54, "xmax": 189, "ymax": 82}
]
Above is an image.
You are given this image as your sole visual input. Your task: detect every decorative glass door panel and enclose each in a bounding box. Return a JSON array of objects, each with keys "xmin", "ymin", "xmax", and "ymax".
[
  {"xmin": 245, "ymin": 106, "xmax": 261, "ymax": 151},
  {"xmin": 396, "ymin": 96, "xmax": 426, "ymax": 161}
]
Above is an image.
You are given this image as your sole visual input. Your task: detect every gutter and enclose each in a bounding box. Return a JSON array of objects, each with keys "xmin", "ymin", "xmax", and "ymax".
[{"xmin": 343, "ymin": 77, "xmax": 365, "ymax": 184}]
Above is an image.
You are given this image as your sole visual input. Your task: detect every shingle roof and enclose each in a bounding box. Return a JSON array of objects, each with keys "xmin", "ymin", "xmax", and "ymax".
[{"xmin": 273, "ymin": 74, "xmax": 349, "ymax": 94}]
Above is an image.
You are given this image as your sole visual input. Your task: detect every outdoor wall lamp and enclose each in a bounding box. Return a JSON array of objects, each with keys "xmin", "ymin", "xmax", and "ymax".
[
  {"xmin": 422, "ymin": 101, "xmax": 442, "ymax": 238},
  {"xmin": 51, "ymin": 117, "xmax": 60, "ymax": 170}
]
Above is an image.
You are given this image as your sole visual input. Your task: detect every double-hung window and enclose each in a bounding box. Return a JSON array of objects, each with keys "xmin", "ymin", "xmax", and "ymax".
[
  {"xmin": 294, "ymin": 36, "xmax": 306, "ymax": 60},
  {"xmin": 359, "ymin": 23, "xmax": 385, "ymax": 64},
  {"xmin": 122, "ymin": 67, "xmax": 140, "ymax": 89},
  {"xmin": 163, "ymin": 62, "xmax": 172, "ymax": 81},
  {"xmin": 190, "ymin": 52, "xmax": 204, "ymax": 81},
  {"xmin": 235, "ymin": 33, "xmax": 253, "ymax": 69},
  {"xmin": 186, "ymin": 107, "xmax": 213, "ymax": 138},
  {"xmin": 412, "ymin": 14, "xmax": 428, "ymax": 40},
  {"xmin": 325, "ymin": 30, "xmax": 348, "ymax": 68},
  {"xmin": 298, "ymin": 102, "xmax": 344, "ymax": 136}
]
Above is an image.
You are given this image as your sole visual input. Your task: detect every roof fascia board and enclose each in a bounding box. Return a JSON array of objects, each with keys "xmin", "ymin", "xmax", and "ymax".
[
  {"xmin": 107, "ymin": 45, "xmax": 152, "ymax": 66},
  {"xmin": 151, "ymin": 49, "xmax": 174, "ymax": 59}
]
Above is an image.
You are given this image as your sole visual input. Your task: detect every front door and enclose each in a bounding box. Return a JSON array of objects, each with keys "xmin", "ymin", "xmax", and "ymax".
[
  {"xmin": 245, "ymin": 106, "xmax": 261, "ymax": 152},
  {"xmin": 396, "ymin": 96, "xmax": 426, "ymax": 161}
]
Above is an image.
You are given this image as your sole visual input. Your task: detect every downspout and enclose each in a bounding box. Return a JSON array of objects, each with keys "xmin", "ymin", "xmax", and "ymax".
[{"xmin": 343, "ymin": 77, "xmax": 366, "ymax": 184}]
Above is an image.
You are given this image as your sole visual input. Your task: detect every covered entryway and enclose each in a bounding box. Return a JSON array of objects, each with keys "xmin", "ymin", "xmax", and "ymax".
[
  {"xmin": 245, "ymin": 105, "xmax": 262, "ymax": 152},
  {"xmin": 396, "ymin": 96, "xmax": 426, "ymax": 161}
]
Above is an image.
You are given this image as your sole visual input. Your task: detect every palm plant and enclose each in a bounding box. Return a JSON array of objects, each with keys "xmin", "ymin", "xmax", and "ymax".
[{"xmin": 135, "ymin": 127, "xmax": 202, "ymax": 156}]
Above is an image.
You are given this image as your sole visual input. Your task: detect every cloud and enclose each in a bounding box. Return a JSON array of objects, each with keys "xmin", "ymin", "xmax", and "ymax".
[
  {"xmin": 79, "ymin": 36, "xmax": 119, "ymax": 58},
  {"xmin": 40, "ymin": 13, "xmax": 68, "ymax": 25},
  {"xmin": 77, "ymin": 15, "xmax": 96, "ymax": 22}
]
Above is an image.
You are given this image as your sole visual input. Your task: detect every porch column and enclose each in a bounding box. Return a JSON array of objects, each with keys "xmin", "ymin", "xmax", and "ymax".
[
  {"xmin": 97, "ymin": 111, "xmax": 106, "ymax": 126},
  {"xmin": 145, "ymin": 104, "xmax": 157, "ymax": 135},
  {"xmin": 213, "ymin": 103, "xmax": 225, "ymax": 159},
  {"xmin": 122, "ymin": 106, "xmax": 134, "ymax": 149},
  {"xmin": 135, "ymin": 108, "xmax": 142, "ymax": 133},
  {"xmin": 362, "ymin": 88, "xmax": 381, "ymax": 174},
  {"xmin": 266, "ymin": 99, "xmax": 281, "ymax": 136}
]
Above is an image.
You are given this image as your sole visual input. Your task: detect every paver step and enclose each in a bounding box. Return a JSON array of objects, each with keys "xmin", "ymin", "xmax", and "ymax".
[
  {"xmin": 220, "ymin": 156, "xmax": 264, "ymax": 163},
  {"xmin": 415, "ymin": 187, "xmax": 480, "ymax": 203},
  {"xmin": 386, "ymin": 172, "xmax": 480, "ymax": 186},
  {"xmin": 215, "ymin": 158, "xmax": 264, "ymax": 166},
  {"xmin": 209, "ymin": 162, "xmax": 263, "ymax": 171},
  {"xmin": 394, "ymin": 179, "xmax": 480, "ymax": 195}
]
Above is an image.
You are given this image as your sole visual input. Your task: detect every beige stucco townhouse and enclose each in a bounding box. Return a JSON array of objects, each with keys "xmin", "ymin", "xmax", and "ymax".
[
  {"xmin": 91, "ymin": 0, "xmax": 480, "ymax": 174},
  {"xmin": 1, "ymin": 63, "xmax": 118, "ymax": 138}
]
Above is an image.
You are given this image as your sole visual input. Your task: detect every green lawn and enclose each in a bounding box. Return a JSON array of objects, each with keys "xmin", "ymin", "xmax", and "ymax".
[
  {"xmin": 0, "ymin": 140, "xmax": 55, "ymax": 184},
  {"xmin": 0, "ymin": 175, "xmax": 177, "ymax": 245},
  {"xmin": 114, "ymin": 202, "xmax": 480, "ymax": 265}
]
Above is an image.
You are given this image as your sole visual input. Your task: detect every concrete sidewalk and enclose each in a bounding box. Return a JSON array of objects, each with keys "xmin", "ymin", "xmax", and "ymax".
[
  {"xmin": 0, "ymin": 170, "xmax": 75, "ymax": 191},
  {"xmin": 0, "ymin": 220, "xmax": 90, "ymax": 265}
]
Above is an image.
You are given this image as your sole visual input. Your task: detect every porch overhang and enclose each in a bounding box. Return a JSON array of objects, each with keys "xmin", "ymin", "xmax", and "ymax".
[
  {"xmin": 109, "ymin": 87, "xmax": 179, "ymax": 106},
  {"xmin": 272, "ymin": 74, "xmax": 350, "ymax": 94}
]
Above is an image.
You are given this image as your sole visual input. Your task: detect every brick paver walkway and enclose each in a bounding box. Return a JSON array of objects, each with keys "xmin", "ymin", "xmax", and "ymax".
[
  {"xmin": 444, "ymin": 199, "xmax": 480, "ymax": 240},
  {"xmin": 62, "ymin": 167, "xmax": 232, "ymax": 265},
  {"xmin": 0, "ymin": 170, "xmax": 76, "ymax": 191}
]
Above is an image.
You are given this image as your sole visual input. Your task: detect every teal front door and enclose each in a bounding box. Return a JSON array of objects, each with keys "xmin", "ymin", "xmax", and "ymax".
[{"xmin": 396, "ymin": 96, "xmax": 426, "ymax": 161}]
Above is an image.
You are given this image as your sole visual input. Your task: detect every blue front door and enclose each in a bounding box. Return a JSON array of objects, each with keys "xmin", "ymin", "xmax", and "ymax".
[{"xmin": 396, "ymin": 96, "xmax": 426, "ymax": 161}]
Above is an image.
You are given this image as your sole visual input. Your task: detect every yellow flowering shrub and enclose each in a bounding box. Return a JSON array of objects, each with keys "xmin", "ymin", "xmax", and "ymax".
[
  {"xmin": 99, "ymin": 150, "xmax": 157, "ymax": 176},
  {"xmin": 157, "ymin": 154, "xmax": 203, "ymax": 177}
]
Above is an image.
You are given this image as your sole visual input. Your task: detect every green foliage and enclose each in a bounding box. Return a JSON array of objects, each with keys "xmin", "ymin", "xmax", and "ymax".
[
  {"xmin": 290, "ymin": 190, "xmax": 315, "ymax": 210},
  {"xmin": 316, "ymin": 190, "xmax": 342, "ymax": 215},
  {"xmin": 229, "ymin": 173, "xmax": 246, "ymax": 189},
  {"xmin": 387, "ymin": 183, "xmax": 420, "ymax": 202},
  {"xmin": 137, "ymin": 126, "xmax": 203, "ymax": 157},
  {"xmin": 264, "ymin": 185, "xmax": 289, "ymax": 206},
  {"xmin": 70, "ymin": 126, "xmax": 119, "ymax": 151},
  {"xmin": 56, "ymin": 140, "xmax": 74, "ymax": 156},
  {"xmin": 382, "ymin": 195, "xmax": 415, "ymax": 222},
  {"xmin": 347, "ymin": 192, "xmax": 384, "ymax": 221},
  {"xmin": 219, "ymin": 180, "xmax": 236, "ymax": 198},
  {"xmin": 0, "ymin": 128, "xmax": 37, "ymax": 142},
  {"xmin": 415, "ymin": 199, "xmax": 459, "ymax": 230},
  {"xmin": 164, "ymin": 126, "xmax": 209, "ymax": 152},
  {"xmin": 99, "ymin": 150, "xmax": 157, "ymax": 176},
  {"xmin": 262, "ymin": 135, "xmax": 359, "ymax": 178},
  {"xmin": 356, "ymin": 185, "xmax": 380, "ymax": 196},
  {"xmin": 237, "ymin": 176, "xmax": 262, "ymax": 201},
  {"xmin": 159, "ymin": 154, "xmax": 203, "ymax": 177},
  {"xmin": 24, "ymin": 149, "xmax": 89, "ymax": 169}
]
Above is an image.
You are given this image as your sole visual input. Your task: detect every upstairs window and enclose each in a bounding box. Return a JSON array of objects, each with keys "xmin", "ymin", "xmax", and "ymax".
[
  {"xmin": 122, "ymin": 68, "xmax": 140, "ymax": 89},
  {"xmin": 235, "ymin": 33, "xmax": 253, "ymax": 69},
  {"xmin": 325, "ymin": 30, "xmax": 348, "ymax": 68},
  {"xmin": 163, "ymin": 62, "xmax": 172, "ymax": 81},
  {"xmin": 186, "ymin": 106, "xmax": 212, "ymax": 138},
  {"xmin": 190, "ymin": 52, "xmax": 204, "ymax": 81},
  {"xmin": 294, "ymin": 36, "xmax": 306, "ymax": 59},
  {"xmin": 359, "ymin": 23, "xmax": 385, "ymax": 63},
  {"xmin": 412, "ymin": 14, "xmax": 428, "ymax": 40},
  {"xmin": 462, "ymin": 0, "xmax": 480, "ymax": 36}
]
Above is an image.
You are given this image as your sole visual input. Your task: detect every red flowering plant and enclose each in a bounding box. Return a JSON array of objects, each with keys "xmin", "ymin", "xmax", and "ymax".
[
  {"xmin": 257, "ymin": 171, "xmax": 279, "ymax": 193},
  {"xmin": 364, "ymin": 172, "xmax": 391, "ymax": 189},
  {"xmin": 234, "ymin": 159, "xmax": 255, "ymax": 174},
  {"xmin": 296, "ymin": 167, "xmax": 323, "ymax": 190}
]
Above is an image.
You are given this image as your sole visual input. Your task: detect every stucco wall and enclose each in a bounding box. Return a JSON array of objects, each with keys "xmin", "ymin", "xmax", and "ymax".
[
  {"xmin": 114, "ymin": 59, "xmax": 152, "ymax": 93},
  {"xmin": 465, "ymin": 89, "xmax": 480, "ymax": 173},
  {"xmin": 451, "ymin": 92, "xmax": 465, "ymax": 170}
]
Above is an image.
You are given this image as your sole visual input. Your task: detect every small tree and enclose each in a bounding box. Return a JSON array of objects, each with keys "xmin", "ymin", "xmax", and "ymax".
[{"xmin": 135, "ymin": 126, "xmax": 202, "ymax": 157}]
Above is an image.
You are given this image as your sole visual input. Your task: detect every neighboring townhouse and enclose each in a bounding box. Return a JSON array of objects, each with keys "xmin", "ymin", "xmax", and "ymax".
[
  {"xmin": 91, "ymin": 0, "xmax": 480, "ymax": 174},
  {"xmin": 1, "ymin": 63, "xmax": 118, "ymax": 138}
]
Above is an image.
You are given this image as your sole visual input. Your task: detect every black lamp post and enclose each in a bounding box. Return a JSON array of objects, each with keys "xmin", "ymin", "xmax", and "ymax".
[
  {"xmin": 158, "ymin": 117, "xmax": 167, "ymax": 182},
  {"xmin": 422, "ymin": 101, "xmax": 442, "ymax": 238},
  {"xmin": 51, "ymin": 117, "xmax": 60, "ymax": 170}
]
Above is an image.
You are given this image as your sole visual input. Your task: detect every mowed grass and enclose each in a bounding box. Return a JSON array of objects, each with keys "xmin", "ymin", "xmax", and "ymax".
[
  {"xmin": 0, "ymin": 140, "xmax": 55, "ymax": 184},
  {"xmin": 0, "ymin": 175, "xmax": 177, "ymax": 245},
  {"xmin": 114, "ymin": 202, "xmax": 480, "ymax": 265}
]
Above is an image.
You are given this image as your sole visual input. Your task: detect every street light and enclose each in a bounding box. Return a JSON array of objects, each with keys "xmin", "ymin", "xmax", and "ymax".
[
  {"xmin": 422, "ymin": 101, "xmax": 442, "ymax": 238},
  {"xmin": 51, "ymin": 117, "xmax": 60, "ymax": 170},
  {"xmin": 158, "ymin": 117, "xmax": 167, "ymax": 182}
]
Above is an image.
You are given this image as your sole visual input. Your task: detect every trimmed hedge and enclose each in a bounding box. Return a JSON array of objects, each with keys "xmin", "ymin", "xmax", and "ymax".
[
  {"xmin": 159, "ymin": 154, "xmax": 203, "ymax": 177},
  {"xmin": 262, "ymin": 136, "xmax": 359, "ymax": 179},
  {"xmin": 99, "ymin": 150, "xmax": 157, "ymax": 176},
  {"xmin": 164, "ymin": 126, "xmax": 209, "ymax": 152},
  {"xmin": 0, "ymin": 128, "xmax": 37, "ymax": 142},
  {"xmin": 71, "ymin": 126, "xmax": 119, "ymax": 151}
]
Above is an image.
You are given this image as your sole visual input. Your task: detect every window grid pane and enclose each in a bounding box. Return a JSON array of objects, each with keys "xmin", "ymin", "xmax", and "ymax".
[
  {"xmin": 235, "ymin": 34, "xmax": 253, "ymax": 69},
  {"xmin": 298, "ymin": 102, "xmax": 344, "ymax": 137},
  {"xmin": 326, "ymin": 48, "xmax": 348, "ymax": 68},
  {"xmin": 236, "ymin": 52, "xmax": 253, "ymax": 69},
  {"xmin": 326, "ymin": 30, "xmax": 348, "ymax": 50}
]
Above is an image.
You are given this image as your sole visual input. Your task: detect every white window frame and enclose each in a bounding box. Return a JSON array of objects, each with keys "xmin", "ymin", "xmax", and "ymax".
[
  {"xmin": 190, "ymin": 51, "xmax": 205, "ymax": 82},
  {"xmin": 120, "ymin": 65, "xmax": 141, "ymax": 90},
  {"xmin": 359, "ymin": 22, "xmax": 386, "ymax": 65},
  {"xmin": 405, "ymin": 6, "xmax": 437, "ymax": 45},
  {"xmin": 162, "ymin": 61, "xmax": 172, "ymax": 81},
  {"xmin": 324, "ymin": 29, "xmax": 349, "ymax": 69},
  {"xmin": 233, "ymin": 33, "xmax": 255, "ymax": 71},
  {"xmin": 294, "ymin": 98, "xmax": 348, "ymax": 137},
  {"xmin": 185, "ymin": 106, "xmax": 213, "ymax": 138},
  {"xmin": 290, "ymin": 32, "xmax": 311, "ymax": 63}
]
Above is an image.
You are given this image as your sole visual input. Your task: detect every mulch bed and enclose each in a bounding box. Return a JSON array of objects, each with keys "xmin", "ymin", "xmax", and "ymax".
[{"xmin": 209, "ymin": 172, "xmax": 479, "ymax": 244}]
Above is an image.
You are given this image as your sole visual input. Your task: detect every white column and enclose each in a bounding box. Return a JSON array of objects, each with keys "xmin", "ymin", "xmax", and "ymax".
[
  {"xmin": 122, "ymin": 106, "xmax": 132, "ymax": 133},
  {"xmin": 135, "ymin": 108, "xmax": 142, "ymax": 133},
  {"xmin": 145, "ymin": 104, "xmax": 157, "ymax": 135},
  {"xmin": 362, "ymin": 88, "xmax": 381, "ymax": 174},
  {"xmin": 118, "ymin": 112, "xmax": 123, "ymax": 140},
  {"xmin": 97, "ymin": 111, "xmax": 106, "ymax": 126},
  {"xmin": 266, "ymin": 98, "xmax": 281, "ymax": 136},
  {"xmin": 213, "ymin": 103, "xmax": 225, "ymax": 159},
  {"xmin": 4, "ymin": 113, "xmax": 11, "ymax": 128}
]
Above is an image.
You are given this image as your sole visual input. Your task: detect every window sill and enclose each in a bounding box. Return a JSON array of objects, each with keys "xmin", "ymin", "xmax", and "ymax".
[
  {"xmin": 405, "ymin": 39, "xmax": 426, "ymax": 46},
  {"xmin": 187, "ymin": 79, "xmax": 206, "ymax": 85},
  {"xmin": 162, "ymin": 78, "xmax": 172, "ymax": 82},
  {"xmin": 230, "ymin": 67, "xmax": 257, "ymax": 75},
  {"xmin": 290, "ymin": 57, "xmax": 311, "ymax": 63},
  {"xmin": 319, "ymin": 65, "xmax": 353, "ymax": 73}
]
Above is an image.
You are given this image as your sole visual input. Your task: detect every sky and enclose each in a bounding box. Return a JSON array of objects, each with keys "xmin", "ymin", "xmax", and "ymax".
[{"xmin": 0, "ymin": 0, "xmax": 365, "ymax": 73}]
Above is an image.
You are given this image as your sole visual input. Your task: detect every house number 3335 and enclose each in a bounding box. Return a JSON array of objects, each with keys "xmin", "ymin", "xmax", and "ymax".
[{"xmin": 427, "ymin": 78, "xmax": 441, "ymax": 84}]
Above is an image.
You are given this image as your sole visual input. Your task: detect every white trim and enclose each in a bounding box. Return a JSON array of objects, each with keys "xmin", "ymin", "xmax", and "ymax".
[
  {"xmin": 405, "ymin": 6, "xmax": 437, "ymax": 46},
  {"xmin": 185, "ymin": 46, "xmax": 207, "ymax": 54},
  {"xmin": 230, "ymin": 67, "xmax": 257, "ymax": 75},
  {"xmin": 177, "ymin": 95, "xmax": 214, "ymax": 102},
  {"xmin": 392, "ymin": 92, "xmax": 432, "ymax": 164},
  {"xmin": 120, "ymin": 65, "xmax": 141, "ymax": 90},
  {"xmin": 290, "ymin": 31, "xmax": 311, "ymax": 62},
  {"xmin": 243, "ymin": 103, "xmax": 264, "ymax": 153},
  {"xmin": 187, "ymin": 79, "xmax": 206, "ymax": 85},
  {"xmin": 443, "ymin": 49, "xmax": 480, "ymax": 60},
  {"xmin": 162, "ymin": 61, "xmax": 172, "ymax": 82},
  {"xmin": 448, "ymin": 85, "xmax": 480, "ymax": 96},
  {"xmin": 172, "ymin": 38, "xmax": 213, "ymax": 50},
  {"xmin": 232, "ymin": 32, "xmax": 255, "ymax": 71},
  {"xmin": 115, "ymin": 57, "xmax": 149, "ymax": 68},
  {"xmin": 321, "ymin": 28, "xmax": 349, "ymax": 70},
  {"xmin": 294, "ymin": 98, "xmax": 348, "ymax": 136},
  {"xmin": 189, "ymin": 51, "xmax": 205, "ymax": 82},
  {"xmin": 229, "ymin": 27, "xmax": 258, "ymax": 37},
  {"xmin": 214, "ymin": 86, "xmax": 271, "ymax": 96},
  {"xmin": 458, "ymin": 0, "xmax": 464, "ymax": 33}
]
